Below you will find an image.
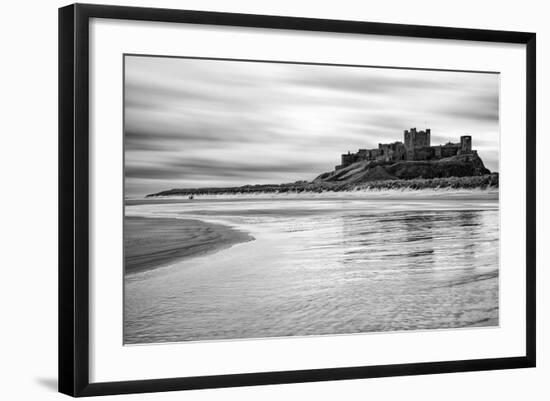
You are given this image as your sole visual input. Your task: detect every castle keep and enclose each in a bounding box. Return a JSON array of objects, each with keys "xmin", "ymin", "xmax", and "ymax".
[{"xmin": 336, "ymin": 128, "xmax": 474, "ymax": 170}]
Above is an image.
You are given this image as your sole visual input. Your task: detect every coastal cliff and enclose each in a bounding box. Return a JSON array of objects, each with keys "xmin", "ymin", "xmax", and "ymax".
[
  {"xmin": 146, "ymin": 153, "xmax": 497, "ymax": 197},
  {"xmin": 316, "ymin": 153, "xmax": 490, "ymax": 184}
]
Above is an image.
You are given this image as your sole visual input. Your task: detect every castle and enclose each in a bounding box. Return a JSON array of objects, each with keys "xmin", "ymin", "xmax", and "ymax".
[{"xmin": 336, "ymin": 128, "xmax": 475, "ymax": 170}]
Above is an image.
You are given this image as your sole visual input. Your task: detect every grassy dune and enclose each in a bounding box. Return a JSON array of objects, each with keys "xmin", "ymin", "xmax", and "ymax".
[{"xmin": 147, "ymin": 174, "xmax": 498, "ymax": 197}]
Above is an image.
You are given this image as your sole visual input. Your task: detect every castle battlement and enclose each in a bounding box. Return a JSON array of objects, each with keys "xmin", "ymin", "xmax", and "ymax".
[{"xmin": 336, "ymin": 128, "xmax": 473, "ymax": 170}]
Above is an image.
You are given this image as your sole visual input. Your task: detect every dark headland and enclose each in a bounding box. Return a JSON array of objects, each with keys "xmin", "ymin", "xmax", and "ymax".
[{"xmin": 147, "ymin": 128, "xmax": 498, "ymax": 197}]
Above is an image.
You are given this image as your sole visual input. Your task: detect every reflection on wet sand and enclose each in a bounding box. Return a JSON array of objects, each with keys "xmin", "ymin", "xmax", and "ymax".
[{"xmin": 124, "ymin": 196, "xmax": 499, "ymax": 344}]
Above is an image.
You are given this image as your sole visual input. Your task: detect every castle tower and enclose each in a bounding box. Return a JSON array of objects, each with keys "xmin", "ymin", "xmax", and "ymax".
[
  {"xmin": 404, "ymin": 127, "xmax": 430, "ymax": 160},
  {"xmin": 460, "ymin": 135, "xmax": 472, "ymax": 153},
  {"xmin": 425, "ymin": 128, "xmax": 431, "ymax": 148},
  {"xmin": 404, "ymin": 129, "xmax": 411, "ymax": 149},
  {"xmin": 404, "ymin": 128, "xmax": 416, "ymax": 157}
]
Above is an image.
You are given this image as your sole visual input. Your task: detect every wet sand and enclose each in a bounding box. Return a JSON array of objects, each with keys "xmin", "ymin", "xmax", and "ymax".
[
  {"xmin": 124, "ymin": 216, "xmax": 254, "ymax": 274},
  {"xmin": 124, "ymin": 197, "xmax": 499, "ymax": 343}
]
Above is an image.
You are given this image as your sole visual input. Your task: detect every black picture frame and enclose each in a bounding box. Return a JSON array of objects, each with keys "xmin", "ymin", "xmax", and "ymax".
[{"xmin": 58, "ymin": 3, "xmax": 536, "ymax": 397}]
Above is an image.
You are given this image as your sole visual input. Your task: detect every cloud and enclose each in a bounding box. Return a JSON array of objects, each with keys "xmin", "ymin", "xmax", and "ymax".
[{"xmin": 124, "ymin": 56, "xmax": 499, "ymax": 197}]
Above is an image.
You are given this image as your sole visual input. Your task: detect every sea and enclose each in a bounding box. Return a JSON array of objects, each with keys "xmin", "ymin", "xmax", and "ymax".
[{"xmin": 124, "ymin": 190, "xmax": 499, "ymax": 344}]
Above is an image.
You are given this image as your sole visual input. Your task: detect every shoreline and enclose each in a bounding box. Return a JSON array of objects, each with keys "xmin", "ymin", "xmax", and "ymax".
[
  {"xmin": 128, "ymin": 187, "xmax": 498, "ymax": 205},
  {"xmin": 146, "ymin": 174, "xmax": 498, "ymax": 198},
  {"xmin": 124, "ymin": 216, "xmax": 254, "ymax": 275}
]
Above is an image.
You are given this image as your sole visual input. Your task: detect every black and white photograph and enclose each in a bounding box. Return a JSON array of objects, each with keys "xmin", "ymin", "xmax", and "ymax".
[
  {"xmin": 123, "ymin": 55, "xmax": 500, "ymax": 344},
  {"xmin": 1, "ymin": 0, "xmax": 544, "ymax": 398}
]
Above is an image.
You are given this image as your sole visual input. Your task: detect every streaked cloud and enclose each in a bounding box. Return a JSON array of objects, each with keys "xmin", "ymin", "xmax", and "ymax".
[{"xmin": 125, "ymin": 56, "xmax": 499, "ymax": 197}]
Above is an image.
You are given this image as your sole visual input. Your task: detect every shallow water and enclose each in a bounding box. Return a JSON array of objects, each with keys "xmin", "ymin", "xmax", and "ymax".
[{"xmin": 124, "ymin": 193, "xmax": 499, "ymax": 344}]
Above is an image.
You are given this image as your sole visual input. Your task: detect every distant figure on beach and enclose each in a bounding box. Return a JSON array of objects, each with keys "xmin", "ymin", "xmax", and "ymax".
[{"xmin": 188, "ymin": 195, "xmax": 194, "ymax": 200}]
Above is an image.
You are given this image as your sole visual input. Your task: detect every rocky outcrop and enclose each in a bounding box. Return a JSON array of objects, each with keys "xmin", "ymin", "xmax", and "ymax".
[{"xmin": 316, "ymin": 152, "xmax": 491, "ymax": 184}]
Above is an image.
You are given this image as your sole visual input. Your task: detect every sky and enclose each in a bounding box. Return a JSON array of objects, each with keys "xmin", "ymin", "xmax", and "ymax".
[{"xmin": 124, "ymin": 55, "xmax": 499, "ymax": 197}]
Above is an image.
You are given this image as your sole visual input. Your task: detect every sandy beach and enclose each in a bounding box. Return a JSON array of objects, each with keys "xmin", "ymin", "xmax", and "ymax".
[
  {"xmin": 124, "ymin": 194, "xmax": 499, "ymax": 343},
  {"xmin": 124, "ymin": 216, "xmax": 254, "ymax": 274}
]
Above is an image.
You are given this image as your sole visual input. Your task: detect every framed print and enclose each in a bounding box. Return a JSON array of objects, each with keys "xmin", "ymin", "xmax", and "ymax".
[{"xmin": 58, "ymin": 3, "xmax": 536, "ymax": 397}]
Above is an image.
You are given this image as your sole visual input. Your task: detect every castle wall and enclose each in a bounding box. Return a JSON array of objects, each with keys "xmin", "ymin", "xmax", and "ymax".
[
  {"xmin": 411, "ymin": 147, "xmax": 433, "ymax": 161},
  {"xmin": 393, "ymin": 143, "xmax": 406, "ymax": 161},
  {"xmin": 378, "ymin": 142, "xmax": 406, "ymax": 162},
  {"xmin": 337, "ymin": 129, "xmax": 475, "ymax": 169},
  {"xmin": 341, "ymin": 152, "xmax": 354, "ymax": 166},
  {"xmin": 440, "ymin": 143, "xmax": 461, "ymax": 158}
]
